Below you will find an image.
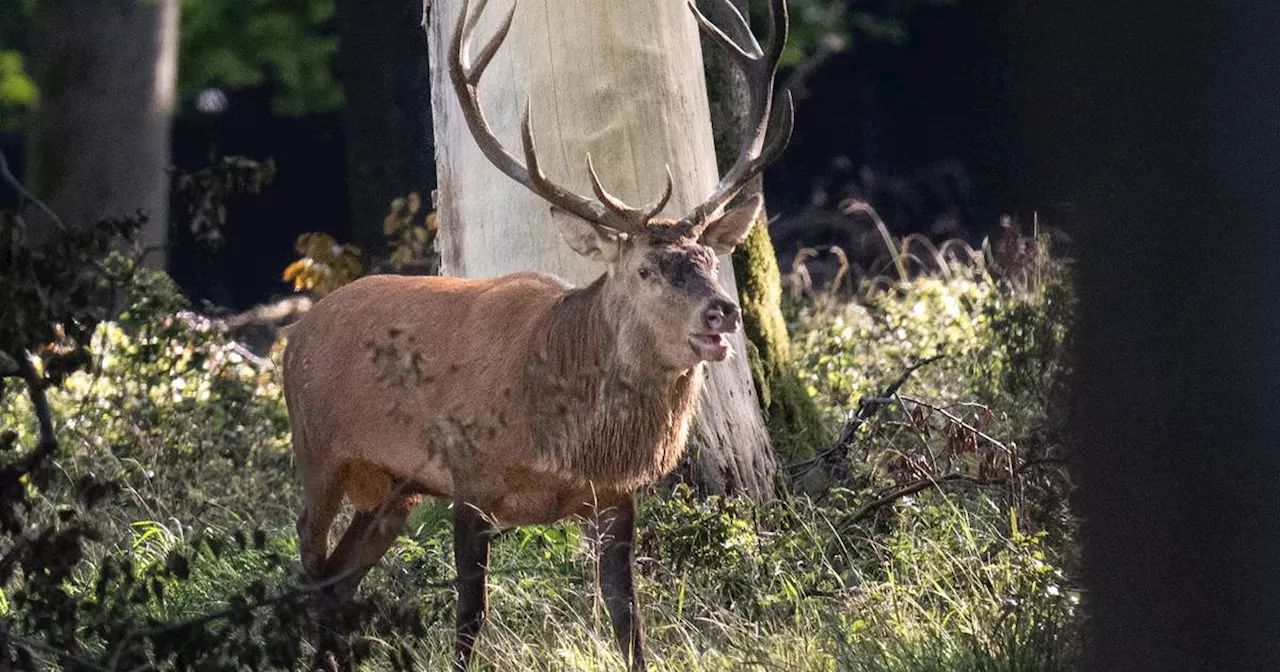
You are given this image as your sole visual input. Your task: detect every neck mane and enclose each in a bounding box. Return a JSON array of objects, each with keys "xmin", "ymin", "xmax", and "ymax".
[{"xmin": 521, "ymin": 276, "xmax": 704, "ymax": 490}]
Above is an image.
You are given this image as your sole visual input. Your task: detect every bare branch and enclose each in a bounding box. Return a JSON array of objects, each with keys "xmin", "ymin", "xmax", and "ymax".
[
  {"xmin": 0, "ymin": 153, "xmax": 65, "ymax": 232},
  {"xmin": 899, "ymin": 394, "xmax": 1012, "ymax": 456},
  {"xmin": 840, "ymin": 473, "xmax": 1006, "ymax": 528}
]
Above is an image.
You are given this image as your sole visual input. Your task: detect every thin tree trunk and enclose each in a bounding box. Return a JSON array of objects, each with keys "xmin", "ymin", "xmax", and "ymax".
[
  {"xmin": 26, "ymin": 0, "xmax": 178, "ymax": 267},
  {"xmin": 335, "ymin": 0, "xmax": 436, "ymax": 264},
  {"xmin": 1027, "ymin": 0, "xmax": 1280, "ymax": 668},
  {"xmin": 425, "ymin": 0, "xmax": 776, "ymax": 499}
]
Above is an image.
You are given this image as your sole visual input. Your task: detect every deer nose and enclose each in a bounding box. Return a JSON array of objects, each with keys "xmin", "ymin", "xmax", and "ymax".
[{"xmin": 704, "ymin": 300, "xmax": 740, "ymax": 332}]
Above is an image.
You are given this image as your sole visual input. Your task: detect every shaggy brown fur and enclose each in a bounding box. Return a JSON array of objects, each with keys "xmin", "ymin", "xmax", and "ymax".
[
  {"xmin": 284, "ymin": 256, "xmax": 720, "ymax": 537},
  {"xmin": 524, "ymin": 277, "xmax": 704, "ymax": 491}
]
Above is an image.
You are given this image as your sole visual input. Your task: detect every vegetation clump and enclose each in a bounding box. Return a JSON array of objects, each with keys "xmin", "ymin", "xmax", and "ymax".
[{"xmin": 1, "ymin": 185, "xmax": 1078, "ymax": 668}]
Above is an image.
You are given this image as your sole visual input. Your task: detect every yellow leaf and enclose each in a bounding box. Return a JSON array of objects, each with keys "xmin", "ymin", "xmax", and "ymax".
[
  {"xmin": 425, "ymin": 212, "xmax": 437, "ymax": 231},
  {"xmin": 407, "ymin": 192, "xmax": 421, "ymax": 215},
  {"xmin": 282, "ymin": 259, "xmax": 310, "ymax": 282},
  {"xmin": 384, "ymin": 213, "xmax": 402, "ymax": 236}
]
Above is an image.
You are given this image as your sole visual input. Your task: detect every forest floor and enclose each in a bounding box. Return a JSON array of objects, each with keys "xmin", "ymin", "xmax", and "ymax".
[{"xmin": 0, "ymin": 228, "xmax": 1080, "ymax": 670}]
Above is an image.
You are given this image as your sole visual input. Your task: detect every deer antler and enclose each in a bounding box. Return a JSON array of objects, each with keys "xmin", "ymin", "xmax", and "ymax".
[
  {"xmin": 682, "ymin": 0, "xmax": 794, "ymax": 234},
  {"xmin": 449, "ymin": 0, "xmax": 674, "ymax": 234}
]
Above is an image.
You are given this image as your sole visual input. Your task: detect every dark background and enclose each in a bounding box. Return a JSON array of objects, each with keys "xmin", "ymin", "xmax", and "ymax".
[{"xmin": 1, "ymin": 0, "xmax": 1028, "ymax": 311}]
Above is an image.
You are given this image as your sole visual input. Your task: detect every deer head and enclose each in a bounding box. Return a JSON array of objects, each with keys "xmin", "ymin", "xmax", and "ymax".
[{"xmin": 448, "ymin": 0, "xmax": 793, "ymax": 371}]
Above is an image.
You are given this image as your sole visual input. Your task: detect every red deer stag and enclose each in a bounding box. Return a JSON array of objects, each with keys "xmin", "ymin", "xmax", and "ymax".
[{"xmin": 283, "ymin": 0, "xmax": 791, "ymax": 668}]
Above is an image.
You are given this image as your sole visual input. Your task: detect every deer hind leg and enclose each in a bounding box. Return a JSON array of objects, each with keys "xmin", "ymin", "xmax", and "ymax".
[
  {"xmin": 323, "ymin": 503, "xmax": 410, "ymax": 601},
  {"xmin": 309, "ymin": 473, "xmax": 414, "ymax": 672},
  {"xmin": 298, "ymin": 463, "xmax": 354, "ymax": 672},
  {"xmin": 297, "ymin": 465, "xmax": 343, "ymax": 582},
  {"xmin": 322, "ymin": 464, "xmax": 417, "ymax": 600}
]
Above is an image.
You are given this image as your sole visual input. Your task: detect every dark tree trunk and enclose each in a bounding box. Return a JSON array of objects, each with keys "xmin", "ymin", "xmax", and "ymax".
[
  {"xmin": 698, "ymin": 0, "xmax": 825, "ymax": 466},
  {"xmin": 334, "ymin": 0, "xmax": 435, "ymax": 263},
  {"xmin": 1026, "ymin": 0, "xmax": 1280, "ymax": 668},
  {"xmin": 26, "ymin": 0, "xmax": 178, "ymax": 267}
]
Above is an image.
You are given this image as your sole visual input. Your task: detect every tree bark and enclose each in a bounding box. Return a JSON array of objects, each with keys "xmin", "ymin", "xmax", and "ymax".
[
  {"xmin": 700, "ymin": 0, "xmax": 826, "ymax": 464},
  {"xmin": 26, "ymin": 0, "xmax": 178, "ymax": 267},
  {"xmin": 335, "ymin": 0, "xmax": 436, "ymax": 263},
  {"xmin": 425, "ymin": 0, "xmax": 776, "ymax": 498},
  {"xmin": 1026, "ymin": 0, "xmax": 1280, "ymax": 668}
]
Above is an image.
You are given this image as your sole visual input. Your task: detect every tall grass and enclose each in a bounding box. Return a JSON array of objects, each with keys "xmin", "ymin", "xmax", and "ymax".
[{"xmin": 0, "ymin": 227, "xmax": 1080, "ymax": 669}]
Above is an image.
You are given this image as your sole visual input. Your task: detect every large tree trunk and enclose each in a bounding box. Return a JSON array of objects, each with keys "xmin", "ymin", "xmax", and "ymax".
[
  {"xmin": 425, "ymin": 0, "xmax": 776, "ymax": 498},
  {"xmin": 26, "ymin": 0, "xmax": 178, "ymax": 267},
  {"xmin": 1027, "ymin": 0, "xmax": 1280, "ymax": 668},
  {"xmin": 335, "ymin": 0, "xmax": 436, "ymax": 264},
  {"xmin": 700, "ymin": 0, "xmax": 826, "ymax": 465}
]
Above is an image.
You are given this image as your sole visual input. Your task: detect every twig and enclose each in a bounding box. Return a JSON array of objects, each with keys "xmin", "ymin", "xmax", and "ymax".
[
  {"xmin": 779, "ymin": 34, "xmax": 843, "ymax": 100},
  {"xmin": 0, "ymin": 153, "xmax": 65, "ymax": 232},
  {"xmin": 0, "ymin": 625, "xmax": 112, "ymax": 672},
  {"xmin": 15, "ymin": 354, "xmax": 56, "ymax": 459},
  {"xmin": 898, "ymin": 394, "xmax": 1011, "ymax": 456},
  {"xmin": 840, "ymin": 456, "xmax": 1070, "ymax": 529},
  {"xmin": 788, "ymin": 354, "xmax": 947, "ymax": 476},
  {"xmin": 1016, "ymin": 457, "xmax": 1072, "ymax": 472},
  {"xmin": 841, "ymin": 473, "xmax": 1005, "ymax": 528}
]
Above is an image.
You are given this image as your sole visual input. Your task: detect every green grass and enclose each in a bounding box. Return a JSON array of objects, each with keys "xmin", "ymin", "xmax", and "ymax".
[{"xmin": 0, "ymin": 238, "xmax": 1080, "ymax": 669}]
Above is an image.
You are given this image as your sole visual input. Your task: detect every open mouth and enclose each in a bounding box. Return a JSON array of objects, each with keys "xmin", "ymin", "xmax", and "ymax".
[{"xmin": 689, "ymin": 333, "xmax": 732, "ymax": 361}]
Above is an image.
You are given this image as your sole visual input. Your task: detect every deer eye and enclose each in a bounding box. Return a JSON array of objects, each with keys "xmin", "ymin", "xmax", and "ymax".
[{"xmin": 638, "ymin": 267, "xmax": 653, "ymax": 280}]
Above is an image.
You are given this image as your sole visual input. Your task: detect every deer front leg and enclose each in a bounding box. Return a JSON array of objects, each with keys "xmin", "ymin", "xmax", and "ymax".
[
  {"xmin": 453, "ymin": 501, "xmax": 494, "ymax": 671},
  {"xmin": 596, "ymin": 493, "xmax": 645, "ymax": 671}
]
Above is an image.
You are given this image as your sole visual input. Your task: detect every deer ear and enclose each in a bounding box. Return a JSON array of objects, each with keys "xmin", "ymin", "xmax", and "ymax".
[
  {"xmin": 550, "ymin": 207, "xmax": 622, "ymax": 263},
  {"xmin": 699, "ymin": 193, "xmax": 763, "ymax": 255}
]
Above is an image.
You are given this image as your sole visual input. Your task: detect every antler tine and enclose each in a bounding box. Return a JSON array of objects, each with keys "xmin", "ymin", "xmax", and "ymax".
[
  {"xmin": 466, "ymin": 0, "xmax": 516, "ymax": 83},
  {"xmin": 586, "ymin": 155, "xmax": 674, "ymax": 231},
  {"xmin": 646, "ymin": 164, "xmax": 677, "ymax": 222},
  {"xmin": 763, "ymin": 0, "xmax": 789, "ymax": 71},
  {"xmin": 757, "ymin": 89, "xmax": 795, "ymax": 170},
  {"xmin": 687, "ymin": 1, "xmax": 761, "ymax": 62},
  {"xmin": 450, "ymin": 0, "xmax": 675, "ymax": 235},
  {"xmin": 682, "ymin": 0, "xmax": 792, "ymax": 229},
  {"xmin": 448, "ymin": 0, "xmax": 533, "ymax": 195},
  {"xmin": 520, "ymin": 101, "xmax": 617, "ymax": 226}
]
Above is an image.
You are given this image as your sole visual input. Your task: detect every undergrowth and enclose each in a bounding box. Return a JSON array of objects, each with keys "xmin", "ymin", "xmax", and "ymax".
[{"xmin": 0, "ymin": 217, "xmax": 1079, "ymax": 669}]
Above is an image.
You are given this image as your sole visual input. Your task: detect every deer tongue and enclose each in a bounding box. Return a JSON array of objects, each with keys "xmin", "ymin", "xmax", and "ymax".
[{"xmin": 689, "ymin": 333, "xmax": 731, "ymax": 361}]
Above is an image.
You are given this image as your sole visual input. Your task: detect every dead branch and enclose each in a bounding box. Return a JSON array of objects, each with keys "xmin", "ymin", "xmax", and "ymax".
[
  {"xmin": 0, "ymin": 153, "xmax": 64, "ymax": 233},
  {"xmin": 839, "ymin": 456, "xmax": 1067, "ymax": 529},
  {"xmin": 789, "ymin": 354, "xmax": 946, "ymax": 491},
  {"xmin": 841, "ymin": 473, "xmax": 1002, "ymax": 527},
  {"xmin": 898, "ymin": 394, "xmax": 1011, "ymax": 455}
]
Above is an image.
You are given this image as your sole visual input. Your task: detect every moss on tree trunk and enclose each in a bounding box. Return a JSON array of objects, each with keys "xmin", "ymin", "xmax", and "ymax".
[
  {"xmin": 731, "ymin": 215, "xmax": 826, "ymax": 462},
  {"xmin": 698, "ymin": 0, "xmax": 825, "ymax": 463}
]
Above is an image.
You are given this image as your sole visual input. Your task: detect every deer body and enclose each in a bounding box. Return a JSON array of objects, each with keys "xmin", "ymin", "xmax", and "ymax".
[
  {"xmin": 285, "ymin": 272, "xmax": 701, "ymax": 533},
  {"xmin": 288, "ymin": 1, "xmax": 792, "ymax": 669}
]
